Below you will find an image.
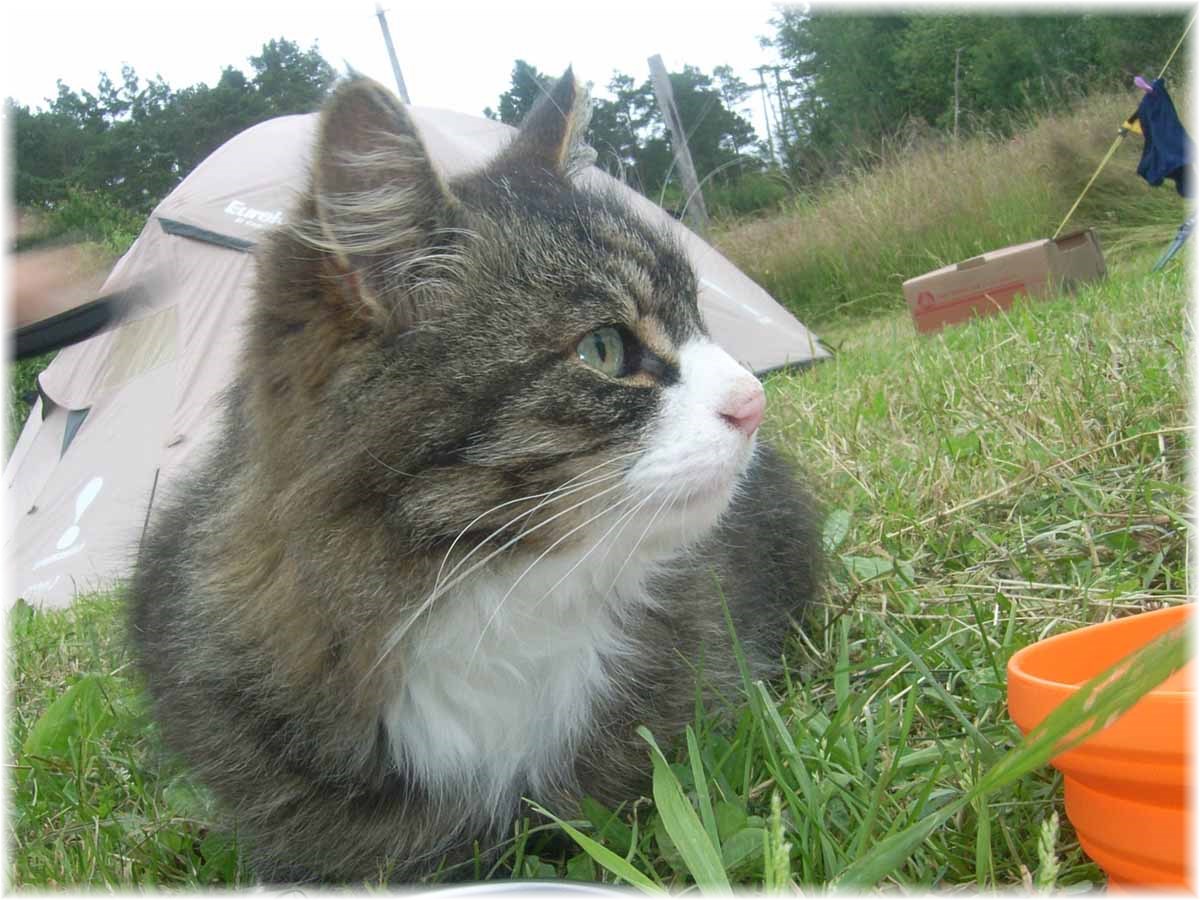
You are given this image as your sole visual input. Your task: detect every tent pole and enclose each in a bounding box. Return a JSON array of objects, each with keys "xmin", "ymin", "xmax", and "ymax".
[
  {"xmin": 375, "ymin": 4, "xmax": 411, "ymax": 104},
  {"xmin": 139, "ymin": 467, "xmax": 161, "ymax": 553}
]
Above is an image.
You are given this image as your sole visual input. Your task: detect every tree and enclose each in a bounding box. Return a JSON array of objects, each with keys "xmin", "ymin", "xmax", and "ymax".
[
  {"xmin": 485, "ymin": 59, "xmax": 765, "ymax": 203},
  {"xmin": 648, "ymin": 65, "xmax": 761, "ymax": 196},
  {"xmin": 772, "ymin": 9, "xmax": 910, "ymax": 153},
  {"xmin": 586, "ymin": 73, "xmax": 655, "ymax": 188},
  {"xmin": 12, "ymin": 39, "xmax": 339, "ymax": 215},
  {"xmin": 249, "ymin": 38, "xmax": 337, "ymax": 118},
  {"xmin": 768, "ymin": 10, "xmax": 1192, "ymax": 182},
  {"xmin": 485, "ymin": 60, "xmax": 554, "ymax": 125}
]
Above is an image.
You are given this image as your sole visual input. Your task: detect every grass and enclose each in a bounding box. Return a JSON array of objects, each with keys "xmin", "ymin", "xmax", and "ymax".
[
  {"xmin": 9, "ymin": 244, "xmax": 1189, "ymax": 889},
  {"xmin": 8, "ymin": 595, "xmax": 247, "ymax": 887},
  {"xmin": 712, "ymin": 88, "xmax": 1189, "ymax": 327}
]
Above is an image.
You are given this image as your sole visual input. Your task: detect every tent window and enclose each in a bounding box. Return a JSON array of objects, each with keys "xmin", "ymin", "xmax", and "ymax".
[
  {"xmin": 61, "ymin": 408, "xmax": 90, "ymax": 458},
  {"xmin": 100, "ymin": 306, "xmax": 177, "ymax": 394},
  {"xmin": 36, "ymin": 377, "xmax": 57, "ymax": 422}
]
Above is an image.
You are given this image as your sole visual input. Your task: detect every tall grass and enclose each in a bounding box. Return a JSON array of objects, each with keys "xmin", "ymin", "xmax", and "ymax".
[{"xmin": 713, "ymin": 89, "xmax": 1189, "ymax": 325}]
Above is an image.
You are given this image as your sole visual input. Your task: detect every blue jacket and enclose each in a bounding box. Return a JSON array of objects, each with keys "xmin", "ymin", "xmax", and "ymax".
[{"xmin": 1136, "ymin": 78, "xmax": 1192, "ymax": 197}]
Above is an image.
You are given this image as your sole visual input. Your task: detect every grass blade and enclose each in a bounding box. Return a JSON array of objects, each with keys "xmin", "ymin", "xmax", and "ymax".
[
  {"xmin": 637, "ymin": 726, "xmax": 731, "ymax": 892},
  {"xmin": 685, "ymin": 726, "xmax": 720, "ymax": 851},
  {"xmin": 525, "ymin": 801, "xmax": 663, "ymax": 893},
  {"xmin": 833, "ymin": 621, "xmax": 1190, "ymax": 890},
  {"xmin": 877, "ymin": 616, "xmax": 997, "ymax": 760},
  {"xmin": 976, "ymin": 621, "xmax": 1190, "ymax": 797}
]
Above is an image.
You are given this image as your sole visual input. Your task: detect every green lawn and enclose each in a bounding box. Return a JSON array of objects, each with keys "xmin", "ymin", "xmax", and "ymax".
[{"xmin": 9, "ymin": 246, "xmax": 1189, "ymax": 889}]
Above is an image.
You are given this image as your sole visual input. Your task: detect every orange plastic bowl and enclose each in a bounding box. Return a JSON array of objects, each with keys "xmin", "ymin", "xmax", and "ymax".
[{"xmin": 1007, "ymin": 604, "xmax": 1193, "ymax": 889}]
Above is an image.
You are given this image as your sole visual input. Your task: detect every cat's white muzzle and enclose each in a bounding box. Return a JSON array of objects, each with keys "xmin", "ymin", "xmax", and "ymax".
[{"xmin": 624, "ymin": 339, "xmax": 764, "ymax": 549}]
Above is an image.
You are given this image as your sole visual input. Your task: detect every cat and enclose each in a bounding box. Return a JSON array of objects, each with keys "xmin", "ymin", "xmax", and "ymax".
[{"xmin": 129, "ymin": 70, "xmax": 822, "ymax": 884}]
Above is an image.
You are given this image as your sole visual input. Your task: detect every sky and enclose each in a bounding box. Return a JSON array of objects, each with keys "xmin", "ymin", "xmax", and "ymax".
[
  {"xmin": 6, "ymin": 1, "xmax": 1191, "ymax": 145},
  {"xmin": 4, "ymin": 1, "xmax": 794, "ymax": 141}
]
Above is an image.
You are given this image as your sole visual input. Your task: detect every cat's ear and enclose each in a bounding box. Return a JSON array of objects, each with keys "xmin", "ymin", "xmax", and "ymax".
[
  {"xmin": 310, "ymin": 78, "xmax": 458, "ymax": 318},
  {"xmin": 498, "ymin": 67, "xmax": 595, "ymax": 177}
]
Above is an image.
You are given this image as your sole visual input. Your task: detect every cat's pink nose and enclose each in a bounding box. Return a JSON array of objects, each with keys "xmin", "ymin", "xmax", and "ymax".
[{"xmin": 720, "ymin": 385, "xmax": 765, "ymax": 436}]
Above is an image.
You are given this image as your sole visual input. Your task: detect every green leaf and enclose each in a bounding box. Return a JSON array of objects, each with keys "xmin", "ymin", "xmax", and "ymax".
[
  {"xmin": 713, "ymin": 801, "xmax": 748, "ymax": 841},
  {"xmin": 198, "ymin": 831, "xmax": 240, "ymax": 881},
  {"xmin": 822, "ymin": 508, "xmax": 852, "ymax": 552},
  {"xmin": 162, "ymin": 780, "xmax": 212, "ymax": 818},
  {"xmin": 841, "ymin": 555, "xmax": 895, "ymax": 581},
  {"xmin": 720, "ymin": 826, "xmax": 765, "ymax": 872},
  {"xmin": 685, "ymin": 726, "xmax": 720, "ymax": 851},
  {"xmin": 638, "ymin": 726, "xmax": 732, "ymax": 892},
  {"xmin": 878, "ymin": 618, "xmax": 997, "ymax": 760},
  {"xmin": 832, "ymin": 808, "xmax": 946, "ymax": 890},
  {"xmin": 841, "ymin": 554, "xmax": 913, "ymax": 583},
  {"xmin": 11, "ymin": 597, "xmax": 35, "ymax": 632},
  {"xmin": 565, "ymin": 850, "xmax": 597, "ymax": 883},
  {"xmin": 526, "ymin": 801, "xmax": 663, "ymax": 893},
  {"xmin": 520, "ymin": 856, "xmax": 557, "ymax": 879},
  {"xmin": 974, "ymin": 791, "xmax": 993, "ymax": 887},
  {"xmin": 579, "ymin": 796, "xmax": 633, "ymax": 856},
  {"xmin": 944, "ymin": 430, "xmax": 981, "ymax": 457},
  {"xmin": 22, "ymin": 673, "xmax": 115, "ymax": 764}
]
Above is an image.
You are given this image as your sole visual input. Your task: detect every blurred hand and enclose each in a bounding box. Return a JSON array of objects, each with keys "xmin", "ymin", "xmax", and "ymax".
[{"xmin": 11, "ymin": 210, "xmax": 114, "ymax": 329}]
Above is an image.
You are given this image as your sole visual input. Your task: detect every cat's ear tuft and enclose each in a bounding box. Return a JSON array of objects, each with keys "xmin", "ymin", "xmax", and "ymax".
[
  {"xmin": 308, "ymin": 78, "xmax": 459, "ymax": 318},
  {"xmin": 502, "ymin": 68, "xmax": 596, "ymax": 177}
]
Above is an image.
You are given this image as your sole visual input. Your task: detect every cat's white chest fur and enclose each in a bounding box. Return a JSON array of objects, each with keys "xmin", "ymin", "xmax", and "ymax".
[{"xmin": 382, "ymin": 550, "xmax": 653, "ymax": 811}]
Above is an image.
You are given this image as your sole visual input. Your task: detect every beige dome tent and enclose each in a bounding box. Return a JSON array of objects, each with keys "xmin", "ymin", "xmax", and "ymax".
[{"xmin": 7, "ymin": 106, "xmax": 828, "ymax": 609}]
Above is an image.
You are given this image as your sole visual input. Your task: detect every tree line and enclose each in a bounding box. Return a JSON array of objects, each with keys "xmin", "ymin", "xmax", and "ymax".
[
  {"xmin": 476, "ymin": 12, "xmax": 1190, "ymax": 213},
  {"xmin": 485, "ymin": 59, "xmax": 766, "ymax": 216},
  {"xmin": 11, "ymin": 39, "xmax": 337, "ymax": 218},
  {"xmin": 9, "ymin": 12, "xmax": 1190, "ymax": 232},
  {"xmin": 768, "ymin": 11, "xmax": 1189, "ymax": 180}
]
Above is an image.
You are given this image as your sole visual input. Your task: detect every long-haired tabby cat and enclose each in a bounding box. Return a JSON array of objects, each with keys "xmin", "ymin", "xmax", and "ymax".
[{"xmin": 130, "ymin": 70, "xmax": 821, "ymax": 884}]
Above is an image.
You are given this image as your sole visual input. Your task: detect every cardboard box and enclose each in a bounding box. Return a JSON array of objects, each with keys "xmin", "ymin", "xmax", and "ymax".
[{"xmin": 902, "ymin": 229, "xmax": 1106, "ymax": 334}]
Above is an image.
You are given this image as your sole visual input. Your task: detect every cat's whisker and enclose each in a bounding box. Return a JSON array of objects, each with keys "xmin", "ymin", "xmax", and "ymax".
[
  {"xmin": 466, "ymin": 489, "xmax": 643, "ymax": 670},
  {"xmin": 508, "ymin": 451, "xmax": 645, "ymax": 544},
  {"xmin": 430, "ymin": 467, "xmax": 626, "ymax": 604},
  {"xmin": 593, "ymin": 484, "xmax": 666, "ymax": 573},
  {"xmin": 430, "ymin": 450, "xmax": 643, "ymax": 599},
  {"xmin": 358, "ymin": 442, "xmax": 424, "ymax": 479},
  {"xmin": 604, "ymin": 484, "xmax": 682, "ymax": 599},
  {"xmin": 521, "ymin": 487, "xmax": 665, "ymax": 619},
  {"xmin": 367, "ymin": 479, "xmax": 632, "ymax": 680}
]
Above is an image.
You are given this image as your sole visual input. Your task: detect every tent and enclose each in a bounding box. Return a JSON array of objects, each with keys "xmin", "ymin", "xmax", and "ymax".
[{"xmin": 6, "ymin": 105, "xmax": 829, "ymax": 609}]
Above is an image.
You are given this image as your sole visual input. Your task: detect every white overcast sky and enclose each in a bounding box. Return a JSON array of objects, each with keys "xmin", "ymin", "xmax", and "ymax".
[
  {"xmin": 4, "ymin": 1, "xmax": 797, "ymax": 140},
  {"xmin": 5, "ymin": 1, "xmax": 1192, "ymax": 144}
]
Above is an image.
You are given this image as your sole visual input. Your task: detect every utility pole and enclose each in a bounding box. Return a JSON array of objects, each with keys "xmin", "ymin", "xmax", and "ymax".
[
  {"xmin": 375, "ymin": 4, "xmax": 411, "ymax": 103},
  {"xmin": 647, "ymin": 54, "xmax": 709, "ymax": 237},
  {"xmin": 768, "ymin": 66, "xmax": 793, "ymax": 164},
  {"xmin": 756, "ymin": 67, "xmax": 776, "ymax": 166}
]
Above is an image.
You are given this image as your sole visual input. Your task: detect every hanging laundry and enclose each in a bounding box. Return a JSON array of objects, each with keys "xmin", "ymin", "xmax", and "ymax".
[{"xmin": 1135, "ymin": 77, "xmax": 1192, "ymax": 197}]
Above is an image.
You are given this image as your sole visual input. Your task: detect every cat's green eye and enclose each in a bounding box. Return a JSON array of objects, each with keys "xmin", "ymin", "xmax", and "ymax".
[{"xmin": 576, "ymin": 327, "xmax": 626, "ymax": 376}]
